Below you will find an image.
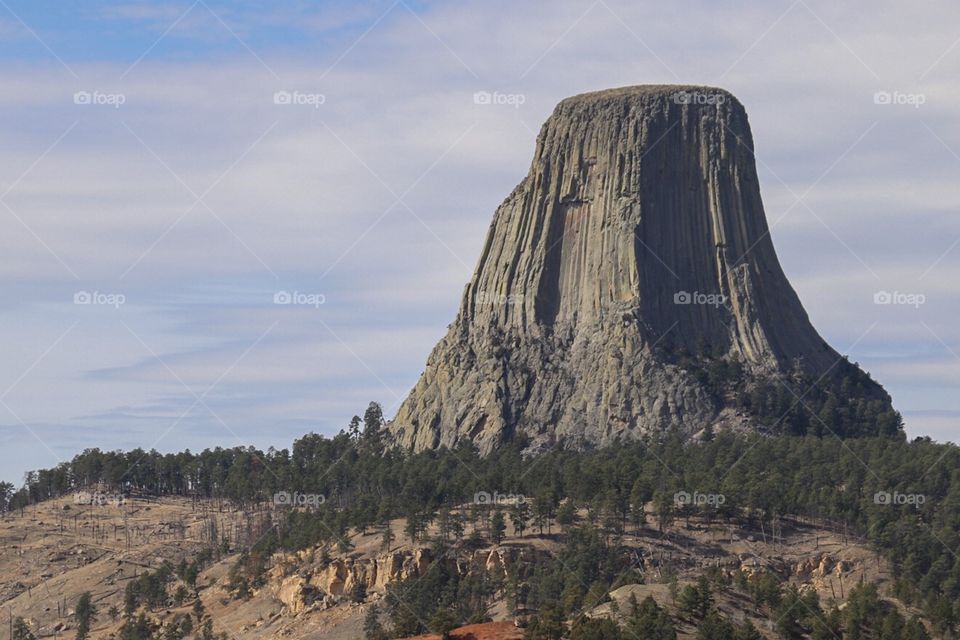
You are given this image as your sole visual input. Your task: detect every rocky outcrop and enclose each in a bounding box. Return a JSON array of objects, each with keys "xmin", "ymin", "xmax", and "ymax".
[
  {"xmin": 277, "ymin": 574, "xmax": 320, "ymax": 615},
  {"xmin": 271, "ymin": 545, "xmax": 537, "ymax": 616},
  {"xmin": 389, "ymin": 85, "xmax": 894, "ymax": 453}
]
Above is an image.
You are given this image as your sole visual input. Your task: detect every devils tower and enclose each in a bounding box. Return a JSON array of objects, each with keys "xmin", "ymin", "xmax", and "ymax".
[{"xmin": 389, "ymin": 85, "xmax": 898, "ymax": 453}]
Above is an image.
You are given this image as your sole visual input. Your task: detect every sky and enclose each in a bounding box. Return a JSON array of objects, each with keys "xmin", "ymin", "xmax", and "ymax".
[{"xmin": 0, "ymin": 0, "xmax": 959, "ymax": 484}]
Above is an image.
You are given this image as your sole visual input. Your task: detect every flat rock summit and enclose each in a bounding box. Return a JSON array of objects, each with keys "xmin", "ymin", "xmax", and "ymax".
[{"xmin": 388, "ymin": 85, "xmax": 897, "ymax": 453}]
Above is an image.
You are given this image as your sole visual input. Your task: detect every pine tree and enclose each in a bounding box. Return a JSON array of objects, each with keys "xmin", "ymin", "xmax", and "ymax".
[
  {"xmin": 569, "ymin": 616, "xmax": 622, "ymax": 640},
  {"xmin": 557, "ymin": 500, "xmax": 578, "ymax": 530},
  {"xmin": 198, "ymin": 619, "xmax": 215, "ymax": 640},
  {"xmin": 350, "ymin": 579, "xmax": 368, "ymax": 603},
  {"xmin": 347, "ymin": 415, "xmax": 362, "ymax": 441},
  {"xmin": 12, "ymin": 619, "xmax": 36, "ymax": 640},
  {"xmin": 696, "ymin": 610, "xmax": 734, "ymax": 639},
  {"xmin": 362, "ymin": 402, "xmax": 384, "ymax": 450},
  {"xmin": 624, "ymin": 595, "xmax": 676, "ymax": 640},
  {"xmin": 380, "ymin": 523, "xmax": 395, "ymax": 551},
  {"xmin": 526, "ymin": 604, "xmax": 564, "ymax": 640},
  {"xmin": 363, "ymin": 604, "xmax": 387, "ymax": 640},
  {"xmin": 429, "ymin": 606, "xmax": 459, "ymax": 639},
  {"xmin": 490, "ymin": 510, "xmax": 507, "ymax": 544},
  {"xmin": 75, "ymin": 591, "xmax": 97, "ymax": 640},
  {"xmin": 405, "ymin": 511, "xmax": 422, "ymax": 544},
  {"xmin": 734, "ymin": 620, "xmax": 763, "ymax": 640},
  {"xmin": 510, "ymin": 501, "xmax": 530, "ymax": 537},
  {"xmin": 192, "ymin": 598, "xmax": 205, "ymax": 623},
  {"xmin": 534, "ymin": 490, "xmax": 555, "ymax": 534},
  {"xmin": 679, "ymin": 577, "xmax": 712, "ymax": 620}
]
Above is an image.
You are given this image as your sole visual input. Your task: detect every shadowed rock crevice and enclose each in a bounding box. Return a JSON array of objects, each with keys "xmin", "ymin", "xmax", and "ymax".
[{"xmin": 388, "ymin": 85, "xmax": 896, "ymax": 453}]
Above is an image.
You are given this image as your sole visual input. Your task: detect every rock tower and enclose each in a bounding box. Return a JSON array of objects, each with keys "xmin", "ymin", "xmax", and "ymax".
[{"xmin": 388, "ymin": 85, "xmax": 895, "ymax": 452}]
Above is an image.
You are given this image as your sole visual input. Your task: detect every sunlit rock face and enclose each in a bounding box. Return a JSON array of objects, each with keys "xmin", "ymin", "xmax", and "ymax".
[{"xmin": 388, "ymin": 85, "xmax": 891, "ymax": 453}]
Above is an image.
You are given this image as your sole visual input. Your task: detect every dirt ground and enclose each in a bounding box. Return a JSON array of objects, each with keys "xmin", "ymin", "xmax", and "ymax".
[
  {"xmin": 405, "ymin": 621, "xmax": 524, "ymax": 640},
  {"xmin": 0, "ymin": 496, "xmax": 913, "ymax": 639}
]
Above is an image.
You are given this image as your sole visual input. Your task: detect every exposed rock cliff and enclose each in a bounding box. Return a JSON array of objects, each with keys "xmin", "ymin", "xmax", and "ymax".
[
  {"xmin": 389, "ymin": 85, "xmax": 893, "ymax": 453},
  {"xmin": 270, "ymin": 545, "xmax": 538, "ymax": 616}
]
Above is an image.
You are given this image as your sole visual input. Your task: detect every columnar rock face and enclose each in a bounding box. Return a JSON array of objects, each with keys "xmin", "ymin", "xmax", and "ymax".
[{"xmin": 388, "ymin": 85, "xmax": 892, "ymax": 453}]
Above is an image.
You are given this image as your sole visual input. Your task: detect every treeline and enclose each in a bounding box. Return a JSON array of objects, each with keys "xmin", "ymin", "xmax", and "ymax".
[{"xmin": 4, "ymin": 402, "xmax": 959, "ymax": 634}]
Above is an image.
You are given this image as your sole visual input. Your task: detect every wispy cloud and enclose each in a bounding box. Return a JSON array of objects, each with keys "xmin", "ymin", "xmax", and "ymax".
[{"xmin": 1, "ymin": 0, "xmax": 959, "ymax": 481}]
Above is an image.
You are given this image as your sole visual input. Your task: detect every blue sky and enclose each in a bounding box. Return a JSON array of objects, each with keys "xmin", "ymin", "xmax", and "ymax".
[{"xmin": 1, "ymin": 0, "xmax": 959, "ymax": 483}]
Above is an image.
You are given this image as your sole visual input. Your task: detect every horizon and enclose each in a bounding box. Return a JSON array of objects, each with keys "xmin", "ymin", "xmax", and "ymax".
[{"xmin": 3, "ymin": 0, "xmax": 960, "ymax": 484}]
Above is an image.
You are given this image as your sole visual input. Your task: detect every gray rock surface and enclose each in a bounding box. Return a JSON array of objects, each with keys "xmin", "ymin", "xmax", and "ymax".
[{"xmin": 388, "ymin": 85, "xmax": 886, "ymax": 453}]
